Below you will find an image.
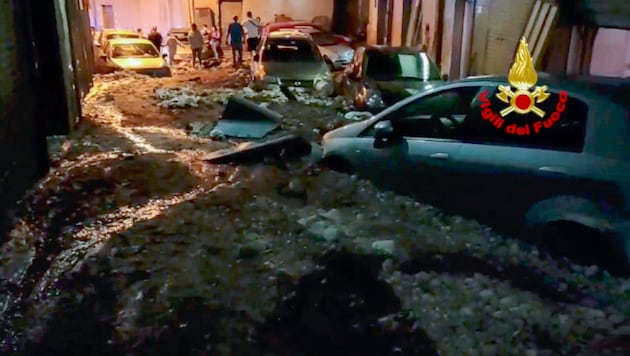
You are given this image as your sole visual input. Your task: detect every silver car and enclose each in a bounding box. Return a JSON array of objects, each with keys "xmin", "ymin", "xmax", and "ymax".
[
  {"xmin": 301, "ymin": 28, "xmax": 354, "ymax": 70},
  {"xmin": 251, "ymin": 30, "xmax": 333, "ymax": 96},
  {"xmin": 322, "ymin": 75, "xmax": 630, "ymax": 273}
]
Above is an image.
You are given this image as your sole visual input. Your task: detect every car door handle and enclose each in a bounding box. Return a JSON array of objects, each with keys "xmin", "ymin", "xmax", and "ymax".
[
  {"xmin": 538, "ymin": 166, "xmax": 567, "ymax": 175},
  {"xmin": 430, "ymin": 153, "xmax": 449, "ymax": 160}
]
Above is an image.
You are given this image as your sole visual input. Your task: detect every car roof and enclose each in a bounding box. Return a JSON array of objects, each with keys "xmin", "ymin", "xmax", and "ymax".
[
  {"xmin": 456, "ymin": 74, "xmax": 629, "ymax": 102},
  {"xmin": 267, "ymin": 21, "xmax": 323, "ymax": 32},
  {"xmin": 363, "ymin": 45, "xmax": 428, "ymax": 54},
  {"xmin": 103, "ymin": 29, "xmax": 137, "ymax": 35},
  {"xmin": 269, "ymin": 30, "xmax": 311, "ymax": 39},
  {"xmin": 108, "ymin": 38, "xmax": 155, "ymax": 46}
]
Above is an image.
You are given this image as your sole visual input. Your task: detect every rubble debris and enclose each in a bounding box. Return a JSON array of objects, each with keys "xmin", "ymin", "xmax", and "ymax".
[
  {"xmin": 372, "ymin": 240, "xmax": 395, "ymax": 256},
  {"xmin": 204, "ymin": 134, "xmax": 312, "ymax": 164},
  {"xmin": 155, "ymin": 87, "xmax": 201, "ymax": 108},
  {"xmin": 46, "ymin": 135, "xmax": 68, "ymax": 158},
  {"xmin": 213, "ymin": 97, "xmax": 283, "ymax": 139}
]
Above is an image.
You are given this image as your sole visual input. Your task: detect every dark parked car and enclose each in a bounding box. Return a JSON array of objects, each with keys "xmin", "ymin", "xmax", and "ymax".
[
  {"xmin": 339, "ymin": 46, "xmax": 446, "ymax": 113},
  {"xmin": 322, "ymin": 75, "xmax": 630, "ymax": 272}
]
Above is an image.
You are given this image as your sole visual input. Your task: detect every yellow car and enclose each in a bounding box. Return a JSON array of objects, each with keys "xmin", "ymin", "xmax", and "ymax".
[
  {"xmin": 96, "ymin": 29, "xmax": 142, "ymax": 50},
  {"xmin": 97, "ymin": 38, "xmax": 171, "ymax": 77}
]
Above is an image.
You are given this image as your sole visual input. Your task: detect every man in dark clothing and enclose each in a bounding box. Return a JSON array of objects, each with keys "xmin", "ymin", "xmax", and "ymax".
[
  {"xmin": 226, "ymin": 16, "xmax": 245, "ymax": 68},
  {"xmin": 148, "ymin": 26, "xmax": 163, "ymax": 51}
]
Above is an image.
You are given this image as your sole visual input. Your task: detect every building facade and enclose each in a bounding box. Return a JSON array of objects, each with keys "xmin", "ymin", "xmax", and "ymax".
[
  {"xmin": 365, "ymin": 0, "xmax": 630, "ymax": 78},
  {"xmin": 88, "ymin": 0, "xmax": 189, "ymax": 34}
]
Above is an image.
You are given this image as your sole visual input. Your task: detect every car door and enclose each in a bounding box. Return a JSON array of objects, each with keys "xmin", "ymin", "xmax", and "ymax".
[
  {"xmin": 450, "ymin": 86, "xmax": 592, "ymax": 228},
  {"xmin": 348, "ymin": 85, "xmax": 483, "ymax": 205}
]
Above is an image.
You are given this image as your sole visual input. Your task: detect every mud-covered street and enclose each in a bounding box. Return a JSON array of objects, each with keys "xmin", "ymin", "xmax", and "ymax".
[{"xmin": 1, "ymin": 61, "xmax": 629, "ymax": 355}]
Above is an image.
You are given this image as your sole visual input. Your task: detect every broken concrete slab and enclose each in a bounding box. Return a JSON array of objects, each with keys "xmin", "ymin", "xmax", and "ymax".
[
  {"xmin": 204, "ymin": 134, "xmax": 312, "ymax": 164},
  {"xmin": 214, "ymin": 96, "xmax": 283, "ymax": 139}
]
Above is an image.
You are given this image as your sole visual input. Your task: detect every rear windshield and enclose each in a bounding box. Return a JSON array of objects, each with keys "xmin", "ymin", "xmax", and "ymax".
[
  {"xmin": 112, "ymin": 43, "xmax": 159, "ymax": 58},
  {"xmin": 365, "ymin": 51, "xmax": 442, "ymax": 81},
  {"xmin": 310, "ymin": 32, "xmax": 338, "ymax": 46},
  {"xmin": 262, "ymin": 39, "xmax": 319, "ymax": 62}
]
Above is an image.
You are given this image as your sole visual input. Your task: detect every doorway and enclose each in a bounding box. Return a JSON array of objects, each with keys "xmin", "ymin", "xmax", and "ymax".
[
  {"xmin": 220, "ymin": 1, "xmax": 242, "ymax": 38},
  {"xmin": 101, "ymin": 4, "xmax": 114, "ymax": 29},
  {"xmin": 332, "ymin": 0, "xmax": 349, "ymax": 34},
  {"xmin": 195, "ymin": 7, "xmax": 215, "ymax": 28}
]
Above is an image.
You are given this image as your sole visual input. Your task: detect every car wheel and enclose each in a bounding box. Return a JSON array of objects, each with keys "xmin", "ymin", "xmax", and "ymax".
[
  {"xmin": 532, "ymin": 221, "xmax": 628, "ymax": 274},
  {"xmin": 321, "ymin": 156, "xmax": 354, "ymax": 175}
]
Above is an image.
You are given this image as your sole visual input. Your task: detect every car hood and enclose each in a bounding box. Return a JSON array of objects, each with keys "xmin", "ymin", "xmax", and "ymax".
[
  {"xmin": 112, "ymin": 57, "xmax": 165, "ymax": 69},
  {"xmin": 263, "ymin": 61, "xmax": 329, "ymax": 80},
  {"xmin": 372, "ymin": 79, "xmax": 444, "ymax": 105},
  {"xmin": 319, "ymin": 44, "xmax": 354, "ymax": 61},
  {"xmin": 323, "ymin": 117, "xmax": 377, "ymax": 140}
]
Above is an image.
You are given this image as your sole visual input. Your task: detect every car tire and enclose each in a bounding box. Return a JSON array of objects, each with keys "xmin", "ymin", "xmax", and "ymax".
[
  {"xmin": 532, "ymin": 221, "xmax": 628, "ymax": 275},
  {"xmin": 321, "ymin": 156, "xmax": 354, "ymax": 175}
]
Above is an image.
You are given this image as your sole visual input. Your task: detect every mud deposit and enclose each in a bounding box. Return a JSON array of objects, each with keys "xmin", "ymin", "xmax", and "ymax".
[{"xmin": 1, "ymin": 68, "xmax": 629, "ymax": 355}]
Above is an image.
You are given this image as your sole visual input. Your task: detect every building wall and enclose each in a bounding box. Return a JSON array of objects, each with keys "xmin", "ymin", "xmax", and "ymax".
[
  {"xmin": 89, "ymin": 0, "xmax": 188, "ymax": 34},
  {"xmin": 590, "ymin": 28, "xmax": 630, "ymax": 77},
  {"xmin": 421, "ymin": 0, "xmax": 440, "ymax": 59},
  {"xmin": 241, "ymin": 0, "xmax": 333, "ymax": 24}
]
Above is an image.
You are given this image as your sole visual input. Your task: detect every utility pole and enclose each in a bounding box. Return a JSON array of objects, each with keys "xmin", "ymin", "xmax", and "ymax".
[{"xmin": 190, "ymin": 0, "xmax": 196, "ymax": 24}]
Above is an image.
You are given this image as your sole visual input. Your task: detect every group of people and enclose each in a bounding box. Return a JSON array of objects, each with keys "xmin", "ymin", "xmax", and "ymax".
[
  {"xmin": 131, "ymin": 11, "xmax": 263, "ymax": 69},
  {"xmin": 225, "ymin": 11, "xmax": 263, "ymax": 68}
]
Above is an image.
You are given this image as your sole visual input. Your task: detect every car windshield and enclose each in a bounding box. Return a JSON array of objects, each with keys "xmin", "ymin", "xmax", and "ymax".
[
  {"xmin": 310, "ymin": 32, "xmax": 338, "ymax": 46},
  {"xmin": 111, "ymin": 43, "xmax": 159, "ymax": 58},
  {"xmin": 365, "ymin": 51, "xmax": 441, "ymax": 81},
  {"xmin": 262, "ymin": 39, "xmax": 319, "ymax": 62}
]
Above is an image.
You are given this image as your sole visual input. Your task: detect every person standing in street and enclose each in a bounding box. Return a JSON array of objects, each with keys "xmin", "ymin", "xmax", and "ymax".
[
  {"xmin": 165, "ymin": 32, "xmax": 184, "ymax": 66},
  {"xmin": 226, "ymin": 16, "xmax": 245, "ymax": 68},
  {"xmin": 242, "ymin": 11, "xmax": 262, "ymax": 60},
  {"xmin": 209, "ymin": 25, "xmax": 222, "ymax": 60},
  {"xmin": 148, "ymin": 26, "xmax": 163, "ymax": 51},
  {"xmin": 188, "ymin": 23, "xmax": 204, "ymax": 68}
]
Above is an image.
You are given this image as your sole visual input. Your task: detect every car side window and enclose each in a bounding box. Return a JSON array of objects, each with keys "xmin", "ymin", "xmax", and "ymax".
[
  {"xmin": 458, "ymin": 87, "xmax": 589, "ymax": 152},
  {"xmin": 391, "ymin": 86, "xmax": 483, "ymax": 138}
]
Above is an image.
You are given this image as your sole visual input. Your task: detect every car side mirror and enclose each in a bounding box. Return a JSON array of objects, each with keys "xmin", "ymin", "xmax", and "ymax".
[
  {"xmin": 374, "ymin": 120, "xmax": 394, "ymax": 139},
  {"xmin": 442, "ymin": 74, "xmax": 449, "ymax": 81}
]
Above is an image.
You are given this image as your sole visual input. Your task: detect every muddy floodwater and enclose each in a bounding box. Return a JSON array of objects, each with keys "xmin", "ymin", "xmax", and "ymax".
[{"xmin": 1, "ymin": 63, "xmax": 629, "ymax": 355}]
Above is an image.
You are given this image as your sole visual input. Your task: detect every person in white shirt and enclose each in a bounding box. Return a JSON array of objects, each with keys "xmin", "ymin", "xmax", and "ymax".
[{"xmin": 242, "ymin": 11, "xmax": 262, "ymax": 59}]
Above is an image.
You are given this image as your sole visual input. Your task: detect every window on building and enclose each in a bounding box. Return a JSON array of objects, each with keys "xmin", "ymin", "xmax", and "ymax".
[{"xmin": 101, "ymin": 5, "xmax": 114, "ymax": 29}]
